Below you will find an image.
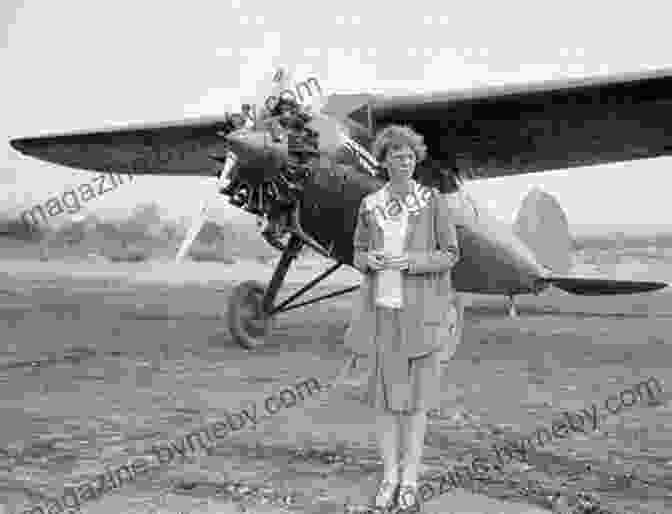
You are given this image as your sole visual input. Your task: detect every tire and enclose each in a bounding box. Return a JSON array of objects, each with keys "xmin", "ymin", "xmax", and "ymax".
[{"xmin": 227, "ymin": 280, "xmax": 272, "ymax": 349}]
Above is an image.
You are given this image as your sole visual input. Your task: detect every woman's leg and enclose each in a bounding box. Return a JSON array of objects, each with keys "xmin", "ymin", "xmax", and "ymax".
[
  {"xmin": 399, "ymin": 409, "xmax": 429, "ymax": 485},
  {"xmin": 400, "ymin": 351, "xmax": 441, "ymax": 486},
  {"xmin": 376, "ymin": 410, "xmax": 402, "ymax": 483}
]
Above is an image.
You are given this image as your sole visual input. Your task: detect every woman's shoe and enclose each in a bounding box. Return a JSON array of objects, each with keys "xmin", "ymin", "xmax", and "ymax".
[
  {"xmin": 373, "ymin": 480, "xmax": 400, "ymax": 511},
  {"xmin": 397, "ymin": 484, "xmax": 420, "ymax": 511}
]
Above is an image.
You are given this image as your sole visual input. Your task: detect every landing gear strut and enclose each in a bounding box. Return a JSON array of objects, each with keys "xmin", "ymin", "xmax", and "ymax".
[{"xmin": 226, "ymin": 233, "xmax": 359, "ymax": 349}]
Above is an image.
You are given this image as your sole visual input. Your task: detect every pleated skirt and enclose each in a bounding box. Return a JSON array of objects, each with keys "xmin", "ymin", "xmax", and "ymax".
[{"xmin": 359, "ymin": 306, "xmax": 443, "ymax": 413}]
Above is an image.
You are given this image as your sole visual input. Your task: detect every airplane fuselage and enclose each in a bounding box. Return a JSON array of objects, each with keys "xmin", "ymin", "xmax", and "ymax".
[
  {"xmin": 297, "ymin": 154, "xmax": 550, "ymax": 297},
  {"xmin": 225, "ymin": 112, "xmax": 553, "ymax": 298}
]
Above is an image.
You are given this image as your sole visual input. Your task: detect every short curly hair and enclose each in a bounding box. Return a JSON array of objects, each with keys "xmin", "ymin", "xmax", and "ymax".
[{"xmin": 371, "ymin": 124, "xmax": 427, "ymax": 164}]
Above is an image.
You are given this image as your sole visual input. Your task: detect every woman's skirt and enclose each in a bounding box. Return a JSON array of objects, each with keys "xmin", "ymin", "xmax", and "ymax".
[{"xmin": 360, "ymin": 306, "xmax": 443, "ymax": 413}]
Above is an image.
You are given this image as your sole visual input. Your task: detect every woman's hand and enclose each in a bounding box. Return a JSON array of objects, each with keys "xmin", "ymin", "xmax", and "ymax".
[
  {"xmin": 363, "ymin": 252, "xmax": 386, "ymax": 272},
  {"xmin": 379, "ymin": 252, "xmax": 409, "ymax": 271}
]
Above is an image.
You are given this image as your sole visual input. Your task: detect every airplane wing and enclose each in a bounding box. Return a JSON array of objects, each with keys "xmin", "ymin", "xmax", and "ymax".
[
  {"xmin": 10, "ymin": 68, "xmax": 672, "ymax": 180},
  {"xmin": 9, "ymin": 115, "xmax": 233, "ymax": 176},
  {"xmin": 332, "ymin": 67, "xmax": 672, "ymax": 179}
]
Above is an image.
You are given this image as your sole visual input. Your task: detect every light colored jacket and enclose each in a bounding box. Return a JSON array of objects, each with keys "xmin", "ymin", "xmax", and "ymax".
[{"xmin": 343, "ymin": 183, "xmax": 460, "ymax": 359}]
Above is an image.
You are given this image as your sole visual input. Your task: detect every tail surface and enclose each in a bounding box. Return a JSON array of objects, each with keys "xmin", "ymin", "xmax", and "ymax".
[
  {"xmin": 515, "ymin": 187, "xmax": 669, "ymax": 295},
  {"xmin": 539, "ymin": 276, "xmax": 668, "ymax": 295},
  {"xmin": 513, "ymin": 187, "xmax": 572, "ymax": 274}
]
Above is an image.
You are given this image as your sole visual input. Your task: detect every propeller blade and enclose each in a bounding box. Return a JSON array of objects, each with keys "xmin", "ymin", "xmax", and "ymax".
[
  {"xmin": 176, "ymin": 152, "xmax": 238, "ymax": 262},
  {"xmin": 262, "ymin": 66, "xmax": 296, "ymax": 115},
  {"xmin": 175, "ymin": 199, "xmax": 209, "ymax": 262},
  {"xmin": 252, "ymin": 66, "xmax": 327, "ymax": 121},
  {"xmin": 215, "ymin": 150, "xmax": 237, "ymax": 189},
  {"xmin": 541, "ymin": 276, "xmax": 669, "ymax": 295},
  {"xmin": 243, "ymin": 67, "xmax": 290, "ymax": 125}
]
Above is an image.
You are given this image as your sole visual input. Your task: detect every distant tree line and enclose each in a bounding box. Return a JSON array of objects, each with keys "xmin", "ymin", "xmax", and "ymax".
[
  {"xmin": 0, "ymin": 202, "xmax": 279, "ymax": 262},
  {"xmin": 4, "ymin": 203, "xmax": 670, "ymax": 258}
]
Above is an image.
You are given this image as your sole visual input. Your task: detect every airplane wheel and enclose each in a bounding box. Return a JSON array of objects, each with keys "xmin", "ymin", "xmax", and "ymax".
[{"xmin": 227, "ymin": 280, "xmax": 272, "ymax": 349}]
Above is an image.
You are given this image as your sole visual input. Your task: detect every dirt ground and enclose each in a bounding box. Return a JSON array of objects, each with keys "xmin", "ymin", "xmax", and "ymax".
[{"xmin": 0, "ymin": 259, "xmax": 670, "ymax": 514}]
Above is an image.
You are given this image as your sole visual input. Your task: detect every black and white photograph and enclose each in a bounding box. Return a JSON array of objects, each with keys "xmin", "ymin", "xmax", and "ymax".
[{"xmin": 1, "ymin": 1, "xmax": 672, "ymax": 513}]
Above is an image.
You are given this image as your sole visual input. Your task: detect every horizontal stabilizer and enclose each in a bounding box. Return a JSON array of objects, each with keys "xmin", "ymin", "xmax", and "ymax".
[{"xmin": 541, "ymin": 276, "xmax": 668, "ymax": 295}]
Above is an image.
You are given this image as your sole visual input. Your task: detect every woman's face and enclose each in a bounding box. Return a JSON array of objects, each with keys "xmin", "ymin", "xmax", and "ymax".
[{"xmin": 383, "ymin": 144, "xmax": 417, "ymax": 182}]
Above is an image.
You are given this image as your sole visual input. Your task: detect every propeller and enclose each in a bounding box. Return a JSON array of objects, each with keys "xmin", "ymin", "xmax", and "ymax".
[
  {"xmin": 175, "ymin": 66, "xmax": 329, "ymax": 262},
  {"xmin": 175, "ymin": 198, "xmax": 209, "ymax": 262},
  {"xmin": 174, "ymin": 69, "xmax": 294, "ymax": 262}
]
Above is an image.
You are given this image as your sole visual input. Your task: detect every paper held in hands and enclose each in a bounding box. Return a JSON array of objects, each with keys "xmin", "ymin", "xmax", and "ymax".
[
  {"xmin": 374, "ymin": 252, "xmax": 408, "ymax": 309},
  {"xmin": 375, "ymin": 267, "xmax": 404, "ymax": 308},
  {"xmin": 373, "ymin": 198, "xmax": 408, "ymax": 309}
]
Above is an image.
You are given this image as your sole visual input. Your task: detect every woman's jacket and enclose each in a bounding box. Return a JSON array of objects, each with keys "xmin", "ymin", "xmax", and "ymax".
[{"xmin": 343, "ymin": 183, "xmax": 461, "ymax": 358}]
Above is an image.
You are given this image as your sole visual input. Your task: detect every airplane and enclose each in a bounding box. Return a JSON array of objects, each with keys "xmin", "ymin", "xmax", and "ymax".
[{"xmin": 9, "ymin": 66, "xmax": 671, "ymax": 349}]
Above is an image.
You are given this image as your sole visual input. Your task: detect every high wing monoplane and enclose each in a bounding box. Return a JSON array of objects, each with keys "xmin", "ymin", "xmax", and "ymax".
[{"xmin": 9, "ymin": 67, "xmax": 670, "ymax": 348}]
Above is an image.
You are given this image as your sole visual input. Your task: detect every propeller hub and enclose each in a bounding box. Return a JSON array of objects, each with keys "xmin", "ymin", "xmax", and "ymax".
[
  {"xmin": 225, "ymin": 128, "xmax": 287, "ymax": 185},
  {"xmin": 225, "ymin": 128, "xmax": 264, "ymax": 158}
]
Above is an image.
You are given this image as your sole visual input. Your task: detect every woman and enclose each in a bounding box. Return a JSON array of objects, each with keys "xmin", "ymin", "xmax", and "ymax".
[{"xmin": 343, "ymin": 125, "xmax": 461, "ymax": 511}]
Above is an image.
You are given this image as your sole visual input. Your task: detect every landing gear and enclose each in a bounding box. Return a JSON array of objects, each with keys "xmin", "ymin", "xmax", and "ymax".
[
  {"xmin": 223, "ymin": 101, "xmax": 360, "ymax": 349},
  {"xmin": 227, "ymin": 281, "xmax": 272, "ymax": 349},
  {"xmin": 226, "ymin": 233, "xmax": 360, "ymax": 349}
]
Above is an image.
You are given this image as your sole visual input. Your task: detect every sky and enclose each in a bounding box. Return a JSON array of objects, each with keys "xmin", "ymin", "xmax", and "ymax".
[{"xmin": 1, "ymin": 0, "xmax": 672, "ymax": 235}]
